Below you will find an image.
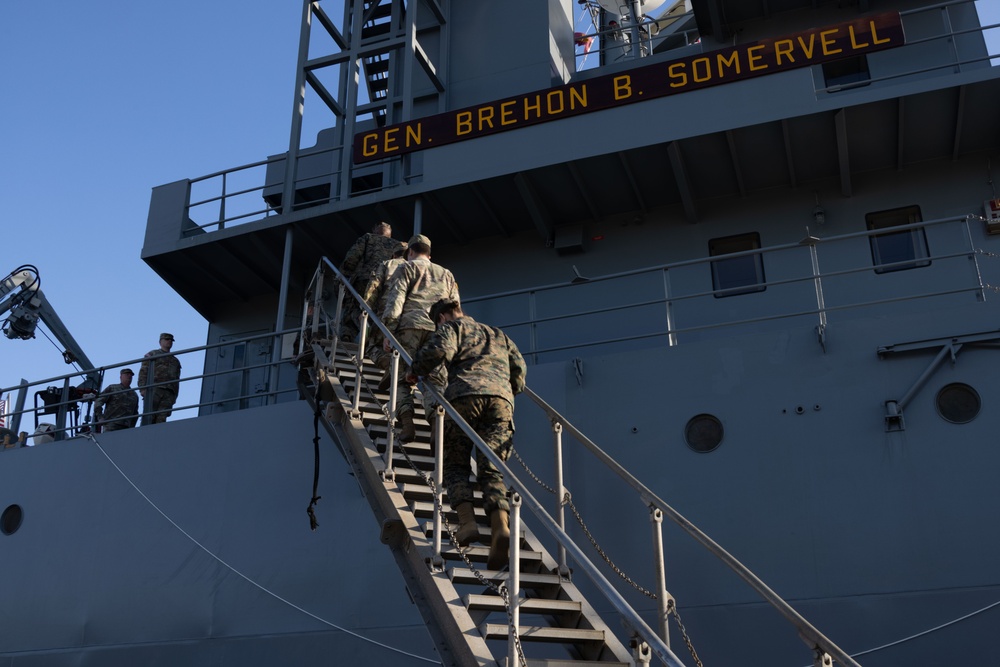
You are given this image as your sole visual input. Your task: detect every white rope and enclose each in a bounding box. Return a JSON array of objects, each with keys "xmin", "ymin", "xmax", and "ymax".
[
  {"xmin": 799, "ymin": 595, "xmax": 1000, "ymax": 665},
  {"xmin": 848, "ymin": 597, "xmax": 1000, "ymax": 659},
  {"xmin": 83, "ymin": 432, "xmax": 439, "ymax": 665}
]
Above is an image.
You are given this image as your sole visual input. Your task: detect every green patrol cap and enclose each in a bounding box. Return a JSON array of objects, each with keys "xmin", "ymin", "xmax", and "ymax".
[
  {"xmin": 160, "ymin": 333, "xmax": 175, "ymax": 341},
  {"xmin": 408, "ymin": 234, "xmax": 431, "ymax": 249},
  {"xmin": 121, "ymin": 368, "xmax": 134, "ymax": 376}
]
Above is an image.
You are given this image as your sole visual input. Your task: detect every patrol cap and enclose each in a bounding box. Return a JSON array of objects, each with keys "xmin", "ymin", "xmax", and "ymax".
[
  {"xmin": 120, "ymin": 368, "xmax": 135, "ymax": 376},
  {"xmin": 160, "ymin": 332, "xmax": 175, "ymax": 341},
  {"xmin": 408, "ymin": 234, "xmax": 431, "ymax": 250}
]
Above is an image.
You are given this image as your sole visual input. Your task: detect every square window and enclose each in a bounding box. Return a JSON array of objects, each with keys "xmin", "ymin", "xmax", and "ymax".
[
  {"xmin": 710, "ymin": 232, "xmax": 766, "ymax": 297},
  {"xmin": 867, "ymin": 205, "xmax": 930, "ymax": 273}
]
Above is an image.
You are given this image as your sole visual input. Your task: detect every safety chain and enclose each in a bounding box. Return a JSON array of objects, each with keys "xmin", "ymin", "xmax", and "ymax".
[
  {"xmin": 345, "ymin": 351, "xmax": 528, "ymax": 667},
  {"xmin": 667, "ymin": 599, "xmax": 704, "ymax": 667},
  {"xmin": 512, "ymin": 447, "xmax": 707, "ymax": 666},
  {"xmin": 511, "ymin": 449, "xmax": 657, "ymax": 600}
]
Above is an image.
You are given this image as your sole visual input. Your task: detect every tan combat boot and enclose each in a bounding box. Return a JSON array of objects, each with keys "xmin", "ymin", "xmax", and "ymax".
[
  {"xmin": 454, "ymin": 502, "xmax": 480, "ymax": 546},
  {"xmin": 398, "ymin": 410, "xmax": 416, "ymax": 441},
  {"xmin": 487, "ymin": 509, "xmax": 511, "ymax": 570}
]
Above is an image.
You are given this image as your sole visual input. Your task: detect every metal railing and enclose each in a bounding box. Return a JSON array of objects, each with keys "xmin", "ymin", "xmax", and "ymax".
[
  {"xmin": 305, "ymin": 256, "xmax": 862, "ymax": 666},
  {"xmin": 0, "ymin": 329, "xmax": 301, "ymax": 446},
  {"xmin": 158, "ymin": 2, "xmax": 999, "ymax": 239},
  {"xmin": 462, "ymin": 214, "xmax": 986, "ymax": 361}
]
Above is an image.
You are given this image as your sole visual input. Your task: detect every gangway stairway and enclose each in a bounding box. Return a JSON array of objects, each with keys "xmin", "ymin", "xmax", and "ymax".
[{"xmin": 299, "ymin": 340, "xmax": 638, "ymax": 667}]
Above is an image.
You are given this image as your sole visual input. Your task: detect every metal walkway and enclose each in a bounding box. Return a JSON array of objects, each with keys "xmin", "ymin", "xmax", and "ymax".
[
  {"xmin": 300, "ymin": 342, "xmax": 636, "ymax": 666},
  {"xmin": 295, "ymin": 256, "xmax": 865, "ymax": 667}
]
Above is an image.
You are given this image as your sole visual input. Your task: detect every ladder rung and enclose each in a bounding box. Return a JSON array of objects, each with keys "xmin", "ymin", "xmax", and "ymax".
[
  {"xmin": 480, "ymin": 623, "xmax": 605, "ymax": 644},
  {"xmin": 450, "ymin": 569, "xmax": 565, "ymax": 589},
  {"xmin": 466, "ymin": 594, "xmax": 581, "ymax": 616},
  {"xmin": 441, "ymin": 545, "xmax": 542, "ymax": 564},
  {"xmin": 526, "ymin": 661, "xmax": 630, "ymax": 667}
]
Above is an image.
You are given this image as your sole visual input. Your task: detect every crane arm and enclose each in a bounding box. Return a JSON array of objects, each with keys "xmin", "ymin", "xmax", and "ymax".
[{"xmin": 2, "ymin": 266, "xmax": 100, "ymax": 390}]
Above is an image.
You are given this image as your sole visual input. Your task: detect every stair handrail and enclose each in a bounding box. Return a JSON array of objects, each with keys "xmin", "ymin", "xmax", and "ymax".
[
  {"xmin": 308, "ymin": 258, "xmax": 684, "ymax": 664},
  {"xmin": 522, "ymin": 386, "xmax": 861, "ymax": 667},
  {"xmin": 306, "ymin": 257, "xmax": 857, "ymax": 666}
]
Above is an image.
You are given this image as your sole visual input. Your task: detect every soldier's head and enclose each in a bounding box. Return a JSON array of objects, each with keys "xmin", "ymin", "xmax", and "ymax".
[
  {"xmin": 407, "ymin": 234, "xmax": 431, "ymax": 259},
  {"xmin": 373, "ymin": 221, "xmax": 391, "ymax": 237},
  {"xmin": 159, "ymin": 333, "xmax": 175, "ymax": 351},
  {"xmin": 120, "ymin": 368, "xmax": 134, "ymax": 387},
  {"xmin": 393, "ymin": 241, "xmax": 408, "ymax": 259},
  {"xmin": 429, "ymin": 299, "xmax": 462, "ymax": 326}
]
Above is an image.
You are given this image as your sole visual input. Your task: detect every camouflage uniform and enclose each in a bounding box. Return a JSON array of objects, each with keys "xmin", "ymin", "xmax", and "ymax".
[
  {"xmin": 138, "ymin": 349, "xmax": 181, "ymax": 424},
  {"xmin": 411, "ymin": 315, "xmax": 526, "ymax": 515},
  {"xmin": 94, "ymin": 383, "xmax": 139, "ymax": 432},
  {"xmin": 382, "ymin": 257, "xmax": 459, "ymax": 416},
  {"xmin": 363, "ymin": 255, "xmax": 407, "ymax": 369},
  {"xmin": 340, "ymin": 232, "xmax": 401, "ymax": 341}
]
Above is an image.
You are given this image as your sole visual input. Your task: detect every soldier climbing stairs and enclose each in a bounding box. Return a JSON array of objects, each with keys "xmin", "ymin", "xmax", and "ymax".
[{"xmin": 299, "ymin": 340, "xmax": 637, "ymax": 666}]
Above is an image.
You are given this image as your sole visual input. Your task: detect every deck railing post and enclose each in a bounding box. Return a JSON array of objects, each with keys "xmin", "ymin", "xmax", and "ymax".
[
  {"xmin": 651, "ymin": 506, "xmax": 670, "ymax": 645},
  {"xmin": 552, "ymin": 421, "xmax": 569, "ymax": 576},
  {"xmin": 508, "ymin": 492, "xmax": 523, "ymax": 666},
  {"xmin": 432, "ymin": 404, "xmax": 446, "ymax": 567}
]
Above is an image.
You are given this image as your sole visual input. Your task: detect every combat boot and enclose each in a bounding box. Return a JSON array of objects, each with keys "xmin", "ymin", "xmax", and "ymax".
[
  {"xmin": 487, "ymin": 509, "xmax": 511, "ymax": 570},
  {"xmin": 398, "ymin": 410, "xmax": 416, "ymax": 441},
  {"xmin": 454, "ymin": 502, "xmax": 480, "ymax": 546},
  {"xmin": 377, "ymin": 368, "xmax": 394, "ymax": 392}
]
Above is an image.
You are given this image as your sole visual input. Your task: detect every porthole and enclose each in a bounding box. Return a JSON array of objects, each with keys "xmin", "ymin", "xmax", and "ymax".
[
  {"xmin": 685, "ymin": 414, "xmax": 723, "ymax": 453},
  {"xmin": 1, "ymin": 505, "xmax": 23, "ymax": 535},
  {"xmin": 936, "ymin": 383, "xmax": 981, "ymax": 424}
]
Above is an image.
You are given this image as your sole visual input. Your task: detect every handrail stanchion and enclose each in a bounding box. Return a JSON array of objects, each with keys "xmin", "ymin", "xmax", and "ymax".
[
  {"xmin": 650, "ymin": 506, "xmax": 670, "ymax": 645},
  {"xmin": 311, "ymin": 268, "xmax": 325, "ymax": 342},
  {"xmin": 56, "ymin": 378, "xmax": 71, "ymax": 440},
  {"xmin": 432, "ymin": 404, "xmax": 446, "ymax": 567},
  {"xmin": 552, "ymin": 421, "xmax": 569, "ymax": 576},
  {"xmin": 11, "ymin": 380, "xmax": 28, "ymax": 436},
  {"xmin": 331, "ymin": 280, "xmax": 346, "ymax": 360},
  {"xmin": 384, "ymin": 350, "xmax": 400, "ymax": 475},
  {"xmin": 508, "ymin": 492, "xmax": 523, "ymax": 667},
  {"xmin": 351, "ymin": 311, "xmax": 368, "ymax": 417}
]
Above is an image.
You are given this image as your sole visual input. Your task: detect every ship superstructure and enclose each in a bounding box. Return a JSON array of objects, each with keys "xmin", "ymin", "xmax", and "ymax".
[{"xmin": 3, "ymin": 0, "xmax": 1000, "ymax": 665}]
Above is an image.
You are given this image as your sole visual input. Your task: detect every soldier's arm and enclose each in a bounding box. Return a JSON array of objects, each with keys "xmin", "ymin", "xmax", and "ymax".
[
  {"xmin": 341, "ymin": 237, "xmax": 365, "ymax": 276},
  {"xmin": 381, "ymin": 266, "xmax": 412, "ymax": 331},
  {"xmin": 508, "ymin": 337, "xmax": 527, "ymax": 395},
  {"xmin": 93, "ymin": 388, "xmax": 108, "ymax": 414},
  {"xmin": 411, "ymin": 325, "xmax": 456, "ymax": 377}
]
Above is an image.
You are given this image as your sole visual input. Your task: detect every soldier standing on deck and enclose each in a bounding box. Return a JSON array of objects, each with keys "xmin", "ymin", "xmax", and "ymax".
[
  {"xmin": 381, "ymin": 234, "xmax": 459, "ymax": 441},
  {"xmin": 94, "ymin": 368, "xmax": 139, "ymax": 432},
  {"xmin": 139, "ymin": 333, "xmax": 181, "ymax": 425},
  {"xmin": 340, "ymin": 221, "xmax": 402, "ymax": 342},
  {"xmin": 411, "ymin": 299, "xmax": 526, "ymax": 570}
]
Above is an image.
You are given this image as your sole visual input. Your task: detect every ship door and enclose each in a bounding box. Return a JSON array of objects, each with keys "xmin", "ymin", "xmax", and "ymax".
[{"xmin": 210, "ymin": 332, "xmax": 272, "ymax": 413}]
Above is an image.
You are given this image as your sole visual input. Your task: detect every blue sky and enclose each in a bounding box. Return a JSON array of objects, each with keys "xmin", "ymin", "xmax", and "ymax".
[{"xmin": 1, "ymin": 2, "xmax": 998, "ymax": 425}]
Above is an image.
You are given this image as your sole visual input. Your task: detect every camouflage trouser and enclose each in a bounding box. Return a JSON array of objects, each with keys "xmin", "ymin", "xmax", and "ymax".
[
  {"xmin": 145, "ymin": 388, "xmax": 177, "ymax": 425},
  {"xmin": 103, "ymin": 422, "xmax": 130, "ymax": 432},
  {"xmin": 443, "ymin": 395, "xmax": 514, "ymax": 516},
  {"xmin": 365, "ymin": 326, "xmax": 389, "ymax": 370},
  {"xmin": 393, "ymin": 328, "xmax": 446, "ymax": 417}
]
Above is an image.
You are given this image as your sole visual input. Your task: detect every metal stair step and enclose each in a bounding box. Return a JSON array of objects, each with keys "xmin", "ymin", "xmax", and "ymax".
[
  {"xmin": 466, "ymin": 594, "xmax": 581, "ymax": 616},
  {"xmin": 480, "ymin": 623, "xmax": 606, "ymax": 644},
  {"xmin": 406, "ymin": 484, "xmax": 481, "ymax": 503},
  {"xmin": 450, "ymin": 569, "xmax": 565, "ymax": 589},
  {"xmin": 441, "ymin": 545, "xmax": 542, "ymax": 564},
  {"xmin": 525, "ymin": 661, "xmax": 629, "ymax": 667}
]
